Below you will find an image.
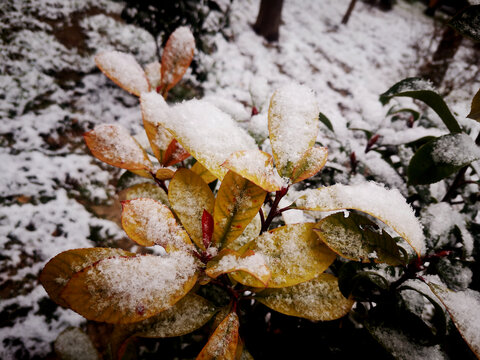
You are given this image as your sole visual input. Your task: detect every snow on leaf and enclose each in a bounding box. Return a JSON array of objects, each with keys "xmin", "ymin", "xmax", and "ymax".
[
  {"xmin": 159, "ymin": 26, "xmax": 195, "ymax": 95},
  {"xmin": 196, "ymin": 312, "xmax": 239, "ymax": 360},
  {"xmin": 408, "ymin": 133, "xmax": 480, "ymax": 185},
  {"xmin": 140, "ymin": 92, "xmax": 258, "ymax": 180},
  {"xmin": 84, "ymin": 124, "xmax": 153, "ymax": 178},
  {"xmin": 144, "ymin": 61, "xmax": 162, "ymax": 90},
  {"xmin": 124, "ymin": 182, "xmax": 169, "ymax": 206},
  {"xmin": 192, "ymin": 161, "xmax": 217, "ymax": 184},
  {"xmin": 293, "ymin": 182, "xmax": 425, "ymax": 256},
  {"xmin": 168, "ymin": 169, "xmax": 215, "ymax": 250},
  {"xmin": 257, "ymin": 274, "xmax": 354, "ymax": 321},
  {"xmin": 213, "ymin": 170, "xmax": 266, "ymax": 248},
  {"xmin": 231, "ymin": 223, "xmax": 336, "ymax": 288},
  {"xmin": 206, "ymin": 249, "xmax": 271, "ymax": 287},
  {"xmin": 222, "ymin": 150, "xmax": 284, "ymax": 192},
  {"xmin": 429, "ymin": 284, "xmax": 480, "ymax": 357},
  {"xmin": 121, "ymin": 198, "xmax": 192, "ymax": 250},
  {"xmin": 290, "ymin": 146, "xmax": 328, "ymax": 184},
  {"xmin": 95, "ymin": 51, "xmax": 149, "ymax": 96},
  {"xmin": 314, "ymin": 212, "xmax": 404, "ymax": 266},
  {"xmin": 268, "ymin": 84, "xmax": 320, "ymax": 178},
  {"xmin": 40, "ymin": 248, "xmax": 135, "ymax": 308},
  {"xmin": 226, "ymin": 214, "xmax": 262, "ymax": 252},
  {"xmin": 54, "ymin": 328, "xmax": 99, "ymax": 360},
  {"xmin": 61, "ymin": 252, "xmax": 198, "ymax": 324}
]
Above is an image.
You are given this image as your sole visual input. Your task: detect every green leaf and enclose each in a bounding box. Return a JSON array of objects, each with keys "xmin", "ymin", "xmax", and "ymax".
[
  {"xmin": 407, "ymin": 133, "xmax": 480, "ymax": 185},
  {"xmin": 318, "ymin": 112, "xmax": 334, "ymax": 132},
  {"xmin": 429, "ymin": 283, "xmax": 480, "ymax": 357},
  {"xmin": 315, "ymin": 212, "xmax": 405, "ymax": 266},
  {"xmin": 60, "ymin": 252, "xmax": 198, "ymax": 324},
  {"xmin": 212, "ymin": 170, "xmax": 266, "ymax": 248},
  {"xmin": 379, "ymin": 77, "xmax": 461, "ymax": 133},
  {"xmin": 39, "ymin": 248, "xmax": 136, "ymax": 308},
  {"xmin": 467, "ymin": 88, "xmax": 480, "ymax": 121},
  {"xmin": 257, "ymin": 274, "xmax": 354, "ymax": 321},
  {"xmin": 231, "ymin": 223, "xmax": 336, "ymax": 288},
  {"xmin": 54, "ymin": 327, "xmax": 100, "ymax": 360},
  {"xmin": 449, "ymin": 5, "xmax": 480, "ymax": 42}
]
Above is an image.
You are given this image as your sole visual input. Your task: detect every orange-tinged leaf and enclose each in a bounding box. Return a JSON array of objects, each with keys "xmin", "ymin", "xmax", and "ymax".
[
  {"xmin": 144, "ymin": 61, "xmax": 162, "ymax": 90},
  {"xmin": 159, "ymin": 27, "xmax": 195, "ymax": 95},
  {"xmin": 121, "ymin": 198, "xmax": 192, "ymax": 250},
  {"xmin": 143, "ymin": 110, "xmax": 174, "ymax": 163},
  {"xmin": 293, "ymin": 182, "xmax": 425, "ymax": 256},
  {"xmin": 290, "ymin": 146, "xmax": 328, "ymax": 184},
  {"xmin": 192, "ymin": 161, "xmax": 217, "ymax": 184},
  {"xmin": 163, "ymin": 139, "xmax": 190, "ymax": 166},
  {"xmin": 140, "ymin": 93, "xmax": 257, "ymax": 180},
  {"xmin": 206, "ymin": 249, "xmax": 271, "ymax": 287},
  {"xmin": 39, "ymin": 248, "xmax": 135, "ymax": 308},
  {"xmin": 123, "ymin": 182, "xmax": 169, "ymax": 206},
  {"xmin": 95, "ymin": 51, "xmax": 149, "ymax": 96},
  {"xmin": 169, "ymin": 169, "xmax": 215, "ymax": 250},
  {"xmin": 196, "ymin": 312, "xmax": 239, "ymax": 360},
  {"xmin": 231, "ymin": 223, "xmax": 336, "ymax": 288},
  {"xmin": 84, "ymin": 124, "xmax": 153, "ymax": 177},
  {"xmin": 61, "ymin": 252, "xmax": 199, "ymax": 324},
  {"xmin": 268, "ymin": 84, "xmax": 319, "ymax": 178},
  {"xmin": 223, "ymin": 150, "xmax": 283, "ymax": 192},
  {"xmin": 226, "ymin": 214, "xmax": 261, "ymax": 252},
  {"xmin": 213, "ymin": 170, "xmax": 266, "ymax": 248},
  {"xmin": 156, "ymin": 168, "xmax": 175, "ymax": 180},
  {"xmin": 257, "ymin": 274, "xmax": 354, "ymax": 321}
]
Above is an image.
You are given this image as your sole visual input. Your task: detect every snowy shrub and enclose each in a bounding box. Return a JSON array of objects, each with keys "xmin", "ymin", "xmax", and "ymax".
[{"xmin": 40, "ymin": 27, "xmax": 480, "ymax": 359}]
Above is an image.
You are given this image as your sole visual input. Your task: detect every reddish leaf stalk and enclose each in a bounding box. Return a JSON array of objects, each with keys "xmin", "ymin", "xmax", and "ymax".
[
  {"xmin": 150, "ymin": 171, "xmax": 168, "ymax": 194},
  {"xmin": 261, "ymin": 186, "xmax": 289, "ymax": 233}
]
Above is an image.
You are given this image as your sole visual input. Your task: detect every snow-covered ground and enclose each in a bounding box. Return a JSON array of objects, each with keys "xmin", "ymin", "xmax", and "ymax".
[{"xmin": 1, "ymin": 0, "xmax": 478, "ymax": 358}]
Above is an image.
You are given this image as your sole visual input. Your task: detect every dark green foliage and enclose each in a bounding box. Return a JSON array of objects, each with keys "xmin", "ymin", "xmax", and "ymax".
[{"xmin": 449, "ymin": 5, "xmax": 480, "ymax": 42}]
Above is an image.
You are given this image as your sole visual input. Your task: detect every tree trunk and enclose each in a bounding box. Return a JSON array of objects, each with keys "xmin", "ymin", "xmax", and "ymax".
[
  {"xmin": 253, "ymin": 0, "xmax": 284, "ymax": 42},
  {"xmin": 419, "ymin": 26, "xmax": 463, "ymax": 87},
  {"xmin": 341, "ymin": 0, "xmax": 357, "ymax": 25}
]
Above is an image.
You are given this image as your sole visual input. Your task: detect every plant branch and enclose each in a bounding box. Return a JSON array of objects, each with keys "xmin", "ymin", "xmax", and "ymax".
[
  {"xmin": 150, "ymin": 171, "xmax": 169, "ymax": 194},
  {"xmin": 261, "ymin": 187, "xmax": 289, "ymax": 233}
]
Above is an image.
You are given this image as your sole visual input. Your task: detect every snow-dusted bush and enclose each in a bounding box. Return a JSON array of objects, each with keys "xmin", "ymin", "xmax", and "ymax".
[{"xmin": 40, "ymin": 26, "xmax": 480, "ymax": 359}]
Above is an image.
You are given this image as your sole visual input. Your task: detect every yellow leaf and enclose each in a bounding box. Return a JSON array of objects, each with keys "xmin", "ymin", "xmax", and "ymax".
[
  {"xmin": 84, "ymin": 124, "xmax": 152, "ymax": 178},
  {"xmin": 39, "ymin": 248, "xmax": 135, "ymax": 308},
  {"xmin": 155, "ymin": 168, "xmax": 175, "ymax": 180},
  {"xmin": 213, "ymin": 170, "xmax": 266, "ymax": 248},
  {"xmin": 192, "ymin": 161, "xmax": 217, "ymax": 184},
  {"xmin": 314, "ymin": 212, "xmax": 405, "ymax": 266},
  {"xmin": 61, "ymin": 252, "xmax": 199, "ymax": 324},
  {"xmin": 290, "ymin": 146, "xmax": 328, "ymax": 184},
  {"xmin": 206, "ymin": 249, "xmax": 271, "ymax": 287},
  {"xmin": 196, "ymin": 312, "xmax": 239, "ymax": 360},
  {"xmin": 223, "ymin": 150, "xmax": 284, "ymax": 192},
  {"xmin": 257, "ymin": 274, "xmax": 354, "ymax": 321},
  {"xmin": 123, "ymin": 182, "xmax": 169, "ymax": 206},
  {"xmin": 142, "ymin": 109, "xmax": 174, "ymax": 163},
  {"xmin": 140, "ymin": 93, "xmax": 257, "ymax": 180},
  {"xmin": 268, "ymin": 84, "xmax": 319, "ymax": 178},
  {"xmin": 293, "ymin": 182, "xmax": 425, "ymax": 256},
  {"xmin": 121, "ymin": 198, "xmax": 192, "ymax": 250},
  {"xmin": 95, "ymin": 51, "xmax": 150, "ymax": 96},
  {"xmin": 231, "ymin": 223, "xmax": 336, "ymax": 288},
  {"xmin": 110, "ymin": 293, "xmax": 217, "ymax": 355},
  {"xmin": 227, "ymin": 214, "xmax": 261, "ymax": 251},
  {"xmin": 159, "ymin": 27, "xmax": 195, "ymax": 96},
  {"xmin": 169, "ymin": 169, "xmax": 215, "ymax": 250}
]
